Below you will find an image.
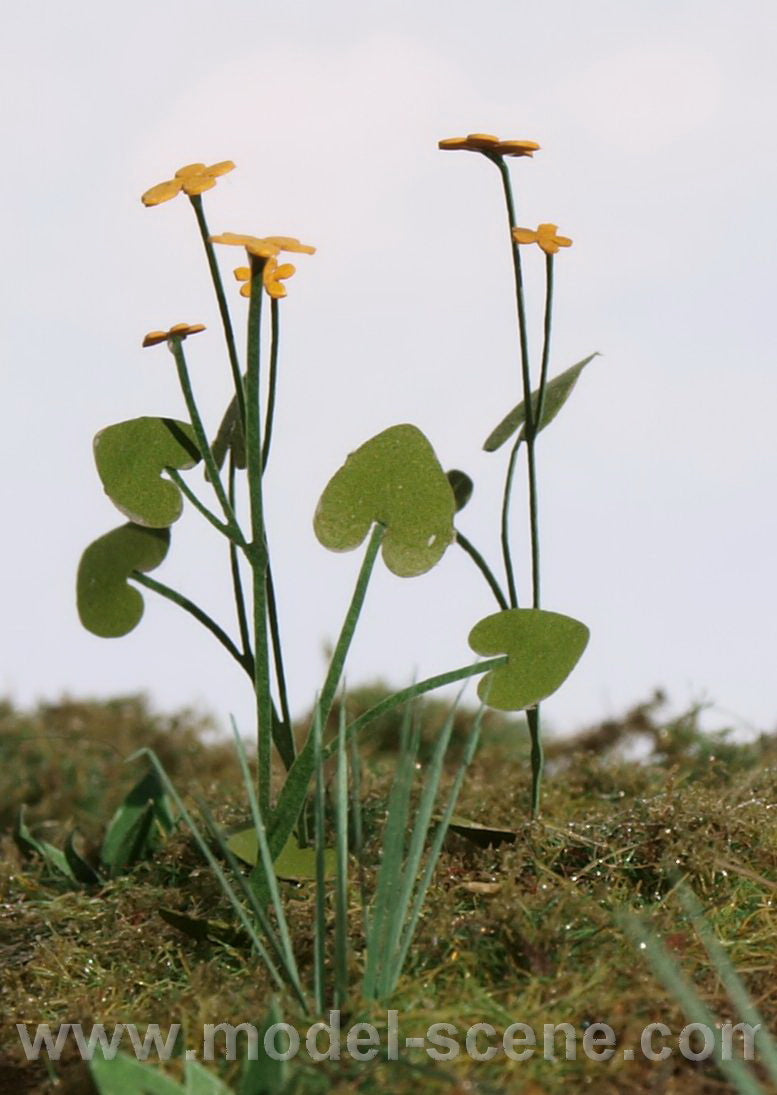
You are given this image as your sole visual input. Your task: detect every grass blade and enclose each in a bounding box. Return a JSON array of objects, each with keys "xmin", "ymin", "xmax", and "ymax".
[
  {"xmin": 334, "ymin": 705, "xmax": 349, "ymax": 1008},
  {"xmin": 313, "ymin": 706, "xmax": 327, "ymax": 1014}
]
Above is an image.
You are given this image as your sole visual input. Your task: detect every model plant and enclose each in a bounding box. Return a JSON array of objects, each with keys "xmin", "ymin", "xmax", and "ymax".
[{"xmin": 76, "ymin": 133, "xmax": 594, "ymax": 832}]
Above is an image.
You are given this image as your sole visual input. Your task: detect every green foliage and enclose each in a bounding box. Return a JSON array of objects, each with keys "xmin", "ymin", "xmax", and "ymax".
[
  {"xmin": 313, "ymin": 423, "xmax": 456, "ymax": 577},
  {"xmin": 77, "ymin": 523, "xmax": 170, "ymax": 637},
  {"xmin": 483, "ymin": 353, "xmax": 598, "ymax": 452},
  {"xmin": 100, "ymin": 767, "xmax": 176, "ymax": 877},
  {"xmin": 468, "ymin": 607, "xmax": 590, "ymax": 710},
  {"xmin": 94, "ymin": 417, "xmax": 201, "ymax": 527}
]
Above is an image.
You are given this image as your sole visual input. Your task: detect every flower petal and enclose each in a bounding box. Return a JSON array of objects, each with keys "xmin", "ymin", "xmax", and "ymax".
[
  {"xmin": 512, "ymin": 227, "xmax": 539, "ymax": 245},
  {"xmin": 181, "ymin": 176, "xmax": 218, "ymax": 196},
  {"xmin": 142, "ymin": 331, "xmax": 169, "ymax": 347},
  {"xmin": 141, "ymin": 179, "xmax": 183, "ymax": 207},
  {"xmin": 499, "ymin": 139, "xmax": 540, "ymax": 157},
  {"xmin": 175, "ymin": 163, "xmax": 208, "ymax": 178},
  {"xmin": 263, "ymin": 235, "xmax": 316, "ymax": 255},
  {"xmin": 233, "ymin": 266, "xmax": 251, "ymax": 282},
  {"xmin": 207, "ymin": 160, "xmax": 235, "ymax": 177}
]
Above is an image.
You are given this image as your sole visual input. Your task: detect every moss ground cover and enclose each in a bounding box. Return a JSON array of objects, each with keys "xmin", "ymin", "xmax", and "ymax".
[{"xmin": 2, "ymin": 692, "xmax": 776, "ymax": 1093}]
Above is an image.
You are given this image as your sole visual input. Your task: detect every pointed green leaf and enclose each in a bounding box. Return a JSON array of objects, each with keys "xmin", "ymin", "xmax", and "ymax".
[
  {"xmin": 210, "ymin": 394, "xmax": 246, "ymax": 474},
  {"xmin": 13, "ymin": 806, "xmax": 76, "ymax": 880},
  {"xmin": 483, "ymin": 353, "xmax": 598, "ymax": 452},
  {"xmin": 185, "ymin": 1061, "xmax": 233, "ymax": 1095},
  {"xmin": 469, "ymin": 608, "xmax": 589, "ymax": 710},
  {"xmin": 94, "ymin": 417, "xmax": 200, "ymax": 527},
  {"xmin": 445, "ymin": 815, "xmax": 517, "ymax": 848},
  {"xmin": 446, "ymin": 469, "xmax": 473, "ymax": 513},
  {"xmin": 77, "ymin": 523, "xmax": 170, "ymax": 638},
  {"xmin": 239, "ymin": 1000, "xmax": 289, "ymax": 1095},
  {"xmin": 64, "ymin": 830, "xmax": 104, "ymax": 885},
  {"xmin": 314, "ymin": 424, "xmax": 456, "ymax": 577},
  {"xmin": 101, "ymin": 768, "xmax": 175, "ymax": 875},
  {"xmin": 228, "ymin": 829, "xmax": 336, "ymax": 880},
  {"xmin": 158, "ymin": 908, "xmax": 250, "ymax": 948},
  {"xmin": 90, "ymin": 1052, "xmax": 184, "ymax": 1095}
]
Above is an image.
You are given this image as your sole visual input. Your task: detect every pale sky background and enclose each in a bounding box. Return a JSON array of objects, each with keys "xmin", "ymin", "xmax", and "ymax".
[{"xmin": 2, "ymin": 1, "xmax": 777, "ymax": 741}]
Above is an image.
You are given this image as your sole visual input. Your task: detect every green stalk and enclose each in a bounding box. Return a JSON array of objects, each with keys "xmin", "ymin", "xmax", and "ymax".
[
  {"xmin": 262, "ymin": 297, "xmax": 281, "ymax": 472},
  {"xmin": 316, "ymin": 523, "xmax": 385, "ymax": 728},
  {"xmin": 168, "ymin": 337, "xmax": 243, "ymax": 540},
  {"xmin": 455, "ymin": 530, "xmax": 509, "ymax": 610},
  {"xmin": 228, "ymin": 456, "xmax": 252, "ymax": 662},
  {"xmin": 189, "ymin": 194, "xmax": 246, "ymax": 432},
  {"xmin": 130, "ymin": 571, "xmax": 252, "ymax": 678},
  {"xmin": 266, "ymin": 562, "xmax": 296, "ymax": 770},
  {"xmin": 312, "ymin": 708, "xmax": 327, "ymax": 1013},
  {"xmin": 525, "ymin": 253, "xmax": 556, "ymax": 818},
  {"xmin": 333, "ymin": 707, "xmax": 349, "ymax": 1008},
  {"xmin": 245, "ymin": 257, "xmax": 274, "ymax": 814},
  {"xmin": 165, "ymin": 468, "xmax": 236, "ymax": 542}
]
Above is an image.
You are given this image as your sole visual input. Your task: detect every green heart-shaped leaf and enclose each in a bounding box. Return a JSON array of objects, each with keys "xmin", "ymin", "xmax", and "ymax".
[
  {"xmin": 94, "ymin": 417, "xmax": 200, "ymax": 527},
  {"xmin": 77, "ymin": 523, "xmax": 170, "ymax": 638},
  {"xmin": 227, "ymin": 828, "xmax": 336, "ymax": 880},
  {"xmin": 469, "ymin": 608, "xmax": 589, "ymax": 710},
  {"xmin": 483, "ymin": 353, "xmax": 598, "ymax": 452},
  {"xmin": 446, "ymin": 468, "xmax": 474, "ymax": 513},
  {"xmin": 313, "ymin": 424, "xmax": 456, "ymax": 577}
]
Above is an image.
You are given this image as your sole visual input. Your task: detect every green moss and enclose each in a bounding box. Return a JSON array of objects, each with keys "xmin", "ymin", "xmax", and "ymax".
[{"xmin": 2, "ymin": 692, "xmax": 776, "ymax": 1093}]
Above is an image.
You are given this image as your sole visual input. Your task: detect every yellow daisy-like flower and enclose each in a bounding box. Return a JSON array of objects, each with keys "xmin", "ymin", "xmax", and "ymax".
[
  {"xmin": 234, "ymin": 260, "xmax": 297, "ymax": 299},
  {"xmin": 438, "ymin": 133, "xmax": 540, "ymax": 157},
  {"xmin": 512, "ymin": 223, "xmax": 573, "ymax": 255},
  {"xmin": 141, "ymin": 161, "xmax": 235, "ymax": 207},
  {"xmin": 210, "ymin": 232, "xmax": 316, "ymax": 260},
  {"xmin": 142, "ymin": 323, "xmax": 206, "ymax": 348}
]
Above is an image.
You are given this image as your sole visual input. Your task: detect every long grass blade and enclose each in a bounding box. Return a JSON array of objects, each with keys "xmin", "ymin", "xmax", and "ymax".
[
  {"xmin": 334, "ymin": 705, "xmax": 349, "ymax": 1008},
  {"xmin": 620, "ymin": 914, "xmax": 765, "ymax": 1095},
  {"xmin": 313, "ymin": 706, "xmax": 327, "ymax": 1014},
  {"xmin": 677, "ymin": 883, "xmax": 777, "ymax": 1085}
]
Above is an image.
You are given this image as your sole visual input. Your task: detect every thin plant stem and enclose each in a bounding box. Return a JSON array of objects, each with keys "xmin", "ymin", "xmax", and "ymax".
[
  {"xmin": 500, "ymin": 438, "xmax": 521, "ymax": 609},
  {"xmin": 455, "ymin": 530, "xmax": 509, "ymax": 610},
  {"xmin": 525, "ymin": 254, "xmax": 555, "ymax": 819},
  {"xmin": 189, "ymin": 194, "xmax": 246, "ymax": 432},
  {"xmin": 244, "ymin": 260, "xmax": 273, "ymax": 815},
  {"xmin": 316, "ymin": 523, "xmax": 385, "ymax": 729},
  {"xmin": 266, "ymin": 560, "xmax": 296, "ymax": 770},
  {"xmin": 165, "ymin": 468, "xmax": 234, "ymax": 542},
  {"xmin": 334, "ymin": 707, "xmax": 349, "ymax": 1008},
  {"xmin": 130, "ymin": 571, "xmax": 252, "ymax": 678},
  {"xmin": 312, "ymin": 709, "xmax": 327, "ymax": 1013},
  {"xmin": 228, "ymin": 456, "xmax": 252, "ymax": 661},
  {"xmin": 168, "ymin": 337, "xmax": 243, "ymax": 539},
  {"xmin": 262, "ymin": 297, "xmax": 281, "ymax": 472}
]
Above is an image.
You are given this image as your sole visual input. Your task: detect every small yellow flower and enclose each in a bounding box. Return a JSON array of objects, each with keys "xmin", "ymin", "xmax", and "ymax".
[
  {"xmin": 512, "ymin": 223, "xmax": 573, "ymax": 254},
  {"xmin": 235, "ymin": 261, "xmax": 297, "ymax": 299},
  {"xmin": 141, "ymin": 161, "xmax": 235, "ymax": 207},
  {"xmin": 438, "ymin": 133, "xmax": 540, "ymax": 157},
  {"xmin": 211, "ymin": 232, "xmax": 316, "ymax": 259},
  {"xmin": 142, "ymin": 323, "xmax": 206, "ymax": 348}
]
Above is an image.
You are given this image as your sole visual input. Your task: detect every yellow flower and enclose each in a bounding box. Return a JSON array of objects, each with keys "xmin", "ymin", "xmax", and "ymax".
[
  {"xmin": 210, "ymin": 232, "xmax": 316, "ymax": 259},
  {"xmin": 141, "ymin": 161, "xmax": 235, "ymax": 207},
  {"xmin": 234, "ymin": 260, "xmax": 297, "ymax": 299},
  {"xmin": 142, "ymin": 323, "xmax": 206, "ymax": 348},
  {"xmin": 512, "ymin": 223, "xmax": 573, "ymax": 254},
  {"xmin": 438, "ymin": 133, "xmax": 540, "ymax": 157}
]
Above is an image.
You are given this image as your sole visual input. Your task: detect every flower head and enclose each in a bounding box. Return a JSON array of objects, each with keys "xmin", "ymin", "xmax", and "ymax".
[
  {"xmin": 438, "ymin": 133, "xmax": 540, "ymax": 157},
  {"xmin": 141, "ymin": 161, "xmax": 235, "ymax": 207},
  {"xmin": 234, "ymin": 259, "xmax": 297, "ymax": 299},
  {"xmin": 512, "ymin": 223, "xmax": 573, "ymax": 255},
  {"xmin": 210, "ymin": 232, "xmax": 316, "ymax": 260},
  {"xmin": 142, "ymin": 323, "xmax": 206, "ymax": 348}
]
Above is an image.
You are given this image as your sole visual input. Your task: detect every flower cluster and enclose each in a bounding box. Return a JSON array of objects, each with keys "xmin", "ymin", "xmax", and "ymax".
[
  {"xmin": 142, "ymin": 323, "xmax": 206, "ymax": 348},
  {"xmin": 438, "ymin": 133, "xmax": 540, "ymax": 157},
  {"xmin": 233, "ymin": 260, "xmax": 297, "ymax": 300},
  {"xmin": 141, "ymin": 162, "xmax": 235, "ymax": 207},
  {"xmin": 209, "ymin": 233, "xmax": 316, "ymax": 259}
]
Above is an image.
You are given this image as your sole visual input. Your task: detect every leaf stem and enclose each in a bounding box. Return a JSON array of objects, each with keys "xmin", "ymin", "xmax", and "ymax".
[
  {"xmin": 130, "ymin": 571, "xmax": 252, "ymax": 678},
  {"xmin": 228, "ymin": 456, "xmax": 252, "ymax": 662},
  {"xmin": 262, "ymin": 297, "xmax": 281, "ymax": 472},
  {"xmin": 245, "ymin": 260, "xmax": 274, "ymax": 815},
  {"xmin": 189, "ymin": 194, "xmax": 246, "ymax": 432},
  {"xmin": 455, "ymin": 530, "xmax": 509, "ymax": 610}
]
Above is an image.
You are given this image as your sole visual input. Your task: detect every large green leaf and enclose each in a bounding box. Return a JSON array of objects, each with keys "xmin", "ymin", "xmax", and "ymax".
[
  {"xmin": 313, "ymin": 424, "xmax": 455, "ymax": 577},
  {"xmin": 469, "ymin": 608, "xmax": 589, "ymax": 710},
  {"xmin": 94, "ymin": 417, "xmax": 200, "ymax": 527},
  {"xmin": 77, "ymin": 523, "xmax": 170, "ymax": 638},
  {"xmin": 227, "ymin": 829, "xmax": 336, "ymax": 880},
  {"xmin": 483, "ymin": 353, "xmax": 598, "ymax": 452}
]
